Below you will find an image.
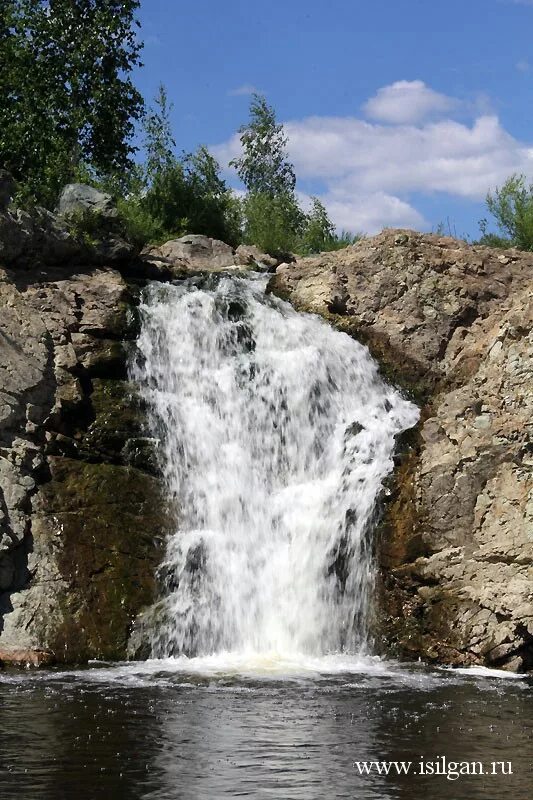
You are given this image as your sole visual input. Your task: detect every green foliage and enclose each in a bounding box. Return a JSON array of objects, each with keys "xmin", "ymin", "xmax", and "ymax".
[
  {"xmin": 297, "ymin": 197, "xmax": 336, "ymax": 254},
  {"xmin": 181, "ymin": 146, "xmax": 242, "ymax": 244},
  {"xmin": 230, "ymin": 94, "xmax": 296, "ymax": 197},
  {"xmin": 116, "ymin": 87, "xmax": 243, "ymax": 247},
  {"xmin": 143, "ymin": 84, "xmax": 176, "ymax": 182},
  {"xmin": 243, "ymin": 192, "xmax": 304, "ymax": 254},
  {"xmin": 332, "ymin": 230, "xmax": 362, "ymax": 249},
  {"xmin": 479, "ymin": 174, "xmax": 533, "ymax": 251},
  {"xmin": 116, "ymin": 198, "xmax": 164, "ymax": 249},
  {"xmin": 475, "ymin": 226, "xmax": 511, "ymax": 249},
  {"xmin": 221, "ymin": 192, "xmax": 245, "ymax": 248},
  {"xmin": 1, "ymin": 0, "xmax": 144, "ymax": 207},
  {"xmin": 63, "ymin": 207, "xmax": 107, "ymax": 249},
  {"xmin": 231, "ymin": 94, "xmax": 307, "ymax": 254},
  {"xmin": 2, "ymin": 11, "xmax": 357, "ymax": 256},
  {"xmin": 295, "ymin": 197, "xmax": 361, "ymax": 254},
  {"xmin": 231, "ymin": 97, "xmax": 361, "ymax": 256}
]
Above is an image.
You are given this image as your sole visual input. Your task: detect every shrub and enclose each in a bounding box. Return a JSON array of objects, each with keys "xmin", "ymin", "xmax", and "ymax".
[
  {"xmin": 479, "ymin": 174, "xmax": 533, "ymax": 251},
  {"xmin": 243, "ymin": 192, "xmax": 305, "ymax": 255}
]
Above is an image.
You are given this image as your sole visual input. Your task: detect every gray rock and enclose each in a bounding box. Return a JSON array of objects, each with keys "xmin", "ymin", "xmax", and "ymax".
[
  {"xmin": 153, "ymin": 235, "xmax": 239, "ymax": 272},
  {"xmin": 0, "ymin": 199, "xmax": 132, "ymax": 268},
  {"xmin": 57, "ymin": 183, "xmax": 118, "ymax": 219},
  {"xmin": 235, "ymin": 244, "xmax": 279, "ymax": 271}
]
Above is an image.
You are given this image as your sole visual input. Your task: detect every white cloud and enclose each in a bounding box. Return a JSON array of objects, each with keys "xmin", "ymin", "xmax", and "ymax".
[
  {"xmin": 516, "ymin": 59, "xmax": 530, "ymax": 71},
  {"xmin": 213, "ymin": 80, "xmax": 533, "ymax": 234},
  {"xmin": 318, "ymin": 192, "xmax": 426, "ymax": 233},
  {"xmin": 228, "ymin": 84, "xmax": 259, "ymax": 97},
  {"xmin": 296, "ymin": 189, "xmax": 425, "ymax": 233},
  {"xmin": 362, "ymin": 80, "xmax": 456, "ymax": 124},
  {"xmin": 284, "ymin": 114, "xmax": 533, "ymax": 198}
]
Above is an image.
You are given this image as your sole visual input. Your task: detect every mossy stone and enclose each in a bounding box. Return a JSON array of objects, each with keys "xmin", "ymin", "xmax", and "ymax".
[{"xmin": 35, "ymin": 457, "xmax": 174, "ymax": 662}]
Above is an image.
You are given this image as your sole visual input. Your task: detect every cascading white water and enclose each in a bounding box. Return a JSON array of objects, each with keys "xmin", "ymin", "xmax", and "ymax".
[{"xmin": 131, "ymin": 272, "xmax": 418, "ymax": 662}]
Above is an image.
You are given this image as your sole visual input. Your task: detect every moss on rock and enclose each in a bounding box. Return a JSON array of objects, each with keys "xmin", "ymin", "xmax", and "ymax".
[{"xmin": 34, "ymin": 457, "xmax": 173, "ymax": 662}]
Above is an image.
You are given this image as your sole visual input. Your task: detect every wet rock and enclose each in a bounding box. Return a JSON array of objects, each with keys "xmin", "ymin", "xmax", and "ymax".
[
  {"xmin": 345, "ymin": 421, "xmax": 364, "ymax": 438},
  {"xmin": 0, "ymin": 647, "xmax": 55, "ymax": 667}
]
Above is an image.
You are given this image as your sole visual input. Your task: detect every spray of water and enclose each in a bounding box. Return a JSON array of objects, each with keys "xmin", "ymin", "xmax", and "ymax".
[{"xmin": 130, "ymin": 273, "xmax": 418, "ymax": 661}]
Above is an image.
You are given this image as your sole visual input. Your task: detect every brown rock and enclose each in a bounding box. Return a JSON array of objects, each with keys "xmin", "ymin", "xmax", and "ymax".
[{"xmin": 0, "ymin": 647, "xmax": 55, "ymax": 667}]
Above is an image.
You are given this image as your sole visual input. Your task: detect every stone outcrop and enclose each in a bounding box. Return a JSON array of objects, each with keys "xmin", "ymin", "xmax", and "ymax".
[
  {"xmin": 0, "ymin": 254, "xmax": 173, "ymax": 666},
  {"xmin": 269, "ymin": 229, "xmax": 533, "ymax": 672},
  {"xmin": 3, "ymin": 192, "xmax": 531, "ymax": 674},
  {"xmin": 142, "ymin": 235, "xmax": 281, "ymax": 277},
  {"xmin": 0, "ymin": 188, "xmax": 134, "ymax": 270},
  {"xmin": 57, "ymin": 183, "xmax": 119, "ymax": 219}
]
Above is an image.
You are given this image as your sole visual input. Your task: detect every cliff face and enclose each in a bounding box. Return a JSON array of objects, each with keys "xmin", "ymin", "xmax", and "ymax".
[
  {"xmin": 0, "ymin": 208, "xmax": 173, "ymax": 666},
  {"xmin": 2, "ymin": 203, "xmax": 532, "ymax": 672},
  {"xmin": 270, "ymin": 230, "xmax": 533, "ymax": 672}
]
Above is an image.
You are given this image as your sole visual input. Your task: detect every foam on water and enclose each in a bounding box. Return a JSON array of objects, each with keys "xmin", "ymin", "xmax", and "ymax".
[
  {"xmin": 130, "ymin": 272, "xmax": 419, "ymax": 665},
  {"xmin": 444, "ymin": 665, "xmax": 526, "ymax": 680}
]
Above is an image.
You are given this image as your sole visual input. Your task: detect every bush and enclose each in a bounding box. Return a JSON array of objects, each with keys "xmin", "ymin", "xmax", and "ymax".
[
  {"xmin": 296, "ymin": 198, "xmax": 361, "ymax": 254},
  {"xmin": 479, "ymin": 174, "xmax": 533, "ymax": 251},
  {"xmin": 116, "ymin": 198, "xmax": 164, "ymax": 249},
  {"xmin": 63, "ymin": 207, "xmax": 108, "ymax": 249},
  {"xmin": 243, "ymin": 192, "xmax": 305, "ymax": 255}
]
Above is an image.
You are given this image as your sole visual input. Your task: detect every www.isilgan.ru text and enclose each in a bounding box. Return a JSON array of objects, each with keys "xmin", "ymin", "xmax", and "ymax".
[{"xmin": 353, "ymin": 757, "xmax": 513, "ymax": 781}]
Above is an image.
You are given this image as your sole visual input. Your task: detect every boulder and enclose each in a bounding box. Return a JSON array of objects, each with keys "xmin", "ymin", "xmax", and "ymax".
[
  {"xmin": 148, "ymin": 234, "xmax": 239, "ymax": 273},
  {"xmin": 57, "ymin": 183, "xmax": 118, "ymax": 219},
  {"xmin": 235, "ymin": 244, "xmax": 279, "ymax": 271},
  {"xmin": 0, "ymin": 198, "xmax": 133, "ymax": 268}
]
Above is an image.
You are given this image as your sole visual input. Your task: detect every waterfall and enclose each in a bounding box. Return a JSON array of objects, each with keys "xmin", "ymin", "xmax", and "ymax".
[{"xmin": 131, "ymin": 273, "xmax": 418, "ymax": 661}]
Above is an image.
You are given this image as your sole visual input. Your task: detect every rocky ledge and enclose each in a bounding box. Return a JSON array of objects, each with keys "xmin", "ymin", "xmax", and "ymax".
[{"xmin": 270, "ymin": 229, "xmax": 533, "ymax": 672}]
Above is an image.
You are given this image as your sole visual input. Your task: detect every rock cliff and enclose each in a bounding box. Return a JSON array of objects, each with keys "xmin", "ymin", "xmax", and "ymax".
[
  {"xmin": 0, "ymin": 201, "xmax": 173, "ymax": 666},
  {"xmin": 269, "ymin": 229, "xmax": 533, "ymax": 672}
]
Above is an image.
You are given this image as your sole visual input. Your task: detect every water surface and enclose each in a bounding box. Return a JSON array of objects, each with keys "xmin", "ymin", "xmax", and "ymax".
[{"xmin": 1, "ymin": 657, "xmax": 531, "ymax": 800}]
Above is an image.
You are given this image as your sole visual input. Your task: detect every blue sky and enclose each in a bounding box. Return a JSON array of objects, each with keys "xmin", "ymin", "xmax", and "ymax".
[{"xmin": 135, "ymin": 0, "xmax": 533, "ymax": 236}]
